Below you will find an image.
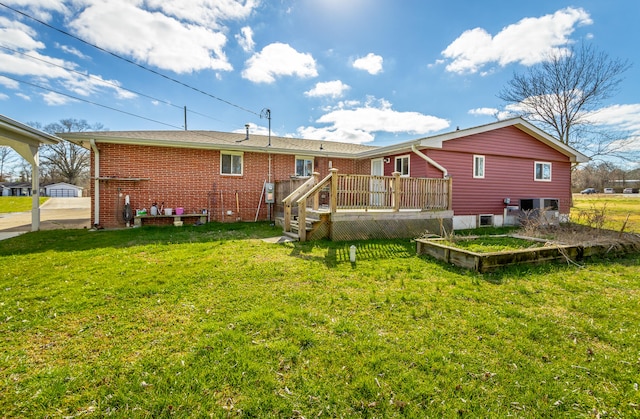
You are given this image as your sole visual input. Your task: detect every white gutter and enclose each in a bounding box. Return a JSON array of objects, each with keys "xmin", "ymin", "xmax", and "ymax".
[
  {"xmin": 411, "ymin": 144, "xmax": 448, "ymax": 177},
  {"xmin": 90, "ymin": 139, "xmax": 100, "ymax": 226}
]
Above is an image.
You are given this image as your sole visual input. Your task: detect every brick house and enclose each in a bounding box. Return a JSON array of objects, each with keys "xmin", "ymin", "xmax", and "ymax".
[{"xmin": 61, "ymin": 117, "xmax": 588, "ymax": 236}]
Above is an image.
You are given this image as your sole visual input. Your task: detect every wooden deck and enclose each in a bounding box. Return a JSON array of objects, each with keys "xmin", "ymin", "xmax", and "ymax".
[{"xmin": 282, "ymin": 169, "xmax": 453, "ymax": 241}]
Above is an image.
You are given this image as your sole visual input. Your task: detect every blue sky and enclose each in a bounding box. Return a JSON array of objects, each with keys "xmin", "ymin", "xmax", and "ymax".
[{"xmin": 1, "ymin": 0, "xmax": 639, "ymax": 150}]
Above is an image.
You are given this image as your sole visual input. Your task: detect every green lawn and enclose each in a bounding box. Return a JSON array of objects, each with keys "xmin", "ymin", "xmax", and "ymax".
[
  {"xmin": 1, "ymin": 222, "xmax": 639, "ymax": 417},
  {"xmin": 0, "ymin": 196, "xmax": 49, "ymax": 213}
]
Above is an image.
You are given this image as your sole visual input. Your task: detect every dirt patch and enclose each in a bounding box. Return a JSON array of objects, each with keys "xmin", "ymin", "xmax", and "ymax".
[{"xmin": 517, "ymin": 223, "xmax": 640, "ymax": 251}]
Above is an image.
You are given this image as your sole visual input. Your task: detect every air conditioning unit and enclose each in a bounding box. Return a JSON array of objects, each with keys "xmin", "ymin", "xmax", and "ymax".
[{"xmin": 519, "ymin": 198, "xmax": 560, "ymax": 225}]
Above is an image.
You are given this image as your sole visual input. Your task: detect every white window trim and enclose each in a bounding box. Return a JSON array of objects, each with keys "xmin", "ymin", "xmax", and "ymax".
[
  {"xmin": 395, "ymin": 155, "xmax": 410, "ymax": 177},
  {"xmin": 473, "ymin": 155, "xmax": 485, "ymax": 179},
  {"xmin": 295, "ymin": 155, "xmax": 314, "ymax": 177},
  {"xmin": 220, "ymin": 151, "xmax": 243, "ymax": 176},
  {"xmin": 534, "ymin": 161, "xmax": 552, "ymax": 182}
]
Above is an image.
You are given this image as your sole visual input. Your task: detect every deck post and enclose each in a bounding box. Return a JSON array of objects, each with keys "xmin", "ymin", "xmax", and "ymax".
[
  {"xmin": 329, "ymin": 168, "xmax": 339, "ymax": 213},
  {"xmin": 298, "ymin": 203, "xmax": 306, "ymax": 242},
  {"xmin": 312, "ymin": 172, "xmax": 320, "ymax": 210},
  {"xmin": 284, "ymin": 202, "xmax": 291, "ymax": 232},
  {"xmin": 392, "ymin": 171, "xmax": 401, "ymax": 212},
  {"xmin": 447, "ymin": 176, "xmax": 453, "ymax": 210}
]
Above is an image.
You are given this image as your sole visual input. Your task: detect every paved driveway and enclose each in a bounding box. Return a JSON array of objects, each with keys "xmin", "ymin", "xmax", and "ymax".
[{"xmin": 0, "ymin": 197, "xmax": 91, "ymax": 239}]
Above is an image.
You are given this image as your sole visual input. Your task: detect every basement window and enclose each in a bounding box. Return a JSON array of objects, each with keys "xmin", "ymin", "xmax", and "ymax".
[{"xmin": 479, "ymin": 214, "xmax": 494, "ymax": 227}]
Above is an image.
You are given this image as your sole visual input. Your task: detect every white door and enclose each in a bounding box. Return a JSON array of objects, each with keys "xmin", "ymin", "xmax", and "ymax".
[{"xmin": 370, "ymin": 158, "xmax": 384, "ymax": 207}]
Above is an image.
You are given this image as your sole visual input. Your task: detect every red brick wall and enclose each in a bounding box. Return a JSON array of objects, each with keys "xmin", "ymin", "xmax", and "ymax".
[{"xmin": 89, "ymin": 144, "xmax": 362, "ymax": 228}]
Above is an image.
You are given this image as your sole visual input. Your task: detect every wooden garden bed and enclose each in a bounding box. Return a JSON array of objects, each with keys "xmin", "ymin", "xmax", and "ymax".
[{"xmin": 416, "ymin": 233, "xmax": 639, "ymax": 273}]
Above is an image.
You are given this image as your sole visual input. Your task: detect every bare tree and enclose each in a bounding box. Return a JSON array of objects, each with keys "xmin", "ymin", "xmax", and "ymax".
[
  {"xmin": 498, "ymin": 43, "xmax": 633, "ymax": 162},
  {"xmin": 572, "ymin": 162, "xmax": 639, "ymax": 192},
  {"xmin": 0, "ymin": 146, "xmax": 17, "ymax": 181},
  {"xmin": 29, "ymin": 118, "xmax": 106, "ymax": 185}
]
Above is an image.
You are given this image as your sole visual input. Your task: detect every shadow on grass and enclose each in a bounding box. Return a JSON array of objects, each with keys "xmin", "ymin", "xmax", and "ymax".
[
  {"xmin": 0, "ymin": 221, "xmax": 282, "ymax": 256},
  {"xmin": 287, "ymin": 239, "xmax": 416, "ymax": 268}
]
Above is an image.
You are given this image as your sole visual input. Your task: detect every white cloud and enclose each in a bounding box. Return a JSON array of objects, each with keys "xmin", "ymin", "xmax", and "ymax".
[
  {"xmin": 56, "ymin": 43, "xmax": 90, "ymax": 60},
  {"xmin": 468, "ymin": 107, "xmax": 497, "ymax": 117},
  {"xmin": 352, "ymin": 53, "xmax": 384, "ymax": 75},
  {"xmin": 305, "ymin": 80, "xmax": 350, "ymax": 98},
  {"xmin": 588, "ymin": 104, "xmax": 640, "ymax": 133},
  {"xmin": 232, "ymin": 122, "xmax": 271, "ymax": 137},
  {"xmin": 297, "ymin": 125, "xmax": 375, "ymax": 144},
  {"xmin": 41, "ymin": 91, "xmax": 75, "ymax": 105},
  {"xmin": 297, "ymin": 97, "xmax": 449, "ymax": 144},
  {"xmin": 0, "ymin": 75, "xmax": 20, "ymax": 89},
  {"xmin": 16, "ymin": 93, "xmax": 31, "ymax": 100},
  {"xmin": 0, "ymin": 48, "xmax": 135, "ymax": 100},
  {"xmin": 0, "ymin": 93, "xmax": 9, "ymax": 101},
  {"xmin": 587, "ymin": 104, "xmax": 640, "ymax": 151},
  {"xmin": 235, "ymin": 26, "xmax": 255, "ymax": 52},
  {"xmin": 242, "ymin": 42, "xmax": 318, "ymax": 83},
  {"xmin": 0, "ymin": 16, "xmax": 45, "ymax": 50},
  {"xmin": 69, "ymin": 0, "xmax": 233, "ymax": 74},
  {"xmin": 441, "ymin": 7, "xmax": 592, "ymax": 74},
  {"xmin": 585, "ymin": 104, "xmax": 640, "ymax": 152},
  {"xmin": 61, "ymin": 74, "xmax": 137, "ymax": 100},
  {"xmin": 3, "ymin": 0, "xmax": 69, "ymax": 21},
  {"xmin": 468, "ymin": 107, "xmax": 515, "ymax": 120},
  {"xmin": 0, "ymin": 50, "xmax": 78, "ymax": 79},
  {"xmin": 145, "ymin": 0, "xmax": 257, "ymax": 27}
]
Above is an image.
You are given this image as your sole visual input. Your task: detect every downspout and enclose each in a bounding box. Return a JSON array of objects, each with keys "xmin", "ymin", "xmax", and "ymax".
[
  {"xmin": 90, "ymin": 139, "xmax": 100, "ymax": 226},
  {"xmin": 411, "ymin": 144, "xmax": 448, "ymax": 177}
]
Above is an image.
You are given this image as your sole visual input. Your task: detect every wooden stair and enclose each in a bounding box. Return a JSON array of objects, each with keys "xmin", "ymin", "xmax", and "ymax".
[{"xmin": 283, "ymin": 216, "xmax": 326, "ymax": 241}]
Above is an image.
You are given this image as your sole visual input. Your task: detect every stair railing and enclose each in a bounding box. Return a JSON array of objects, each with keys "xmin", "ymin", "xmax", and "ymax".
[{"xmin": 293, "ymin": 169, "xmax": 336, "ymax": 241}]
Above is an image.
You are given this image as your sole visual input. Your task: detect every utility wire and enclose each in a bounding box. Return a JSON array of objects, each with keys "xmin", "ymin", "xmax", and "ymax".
[
  {"xmin": 2, "ymin": 74, "xmax": 259, "ymax": 145},
  {"xmin": 0, "ymin": 43, "xmax": 227, "ymax": 124},
  {"xmin": 0, "ymin": 44, "xmax": 179, "ymax": 110},
  {"xmin": 1, "ymin": 74, "xmax": 184, "ymax": 129},
  {"xmin": 0, "ymin": 2, "xmax": 261, "ymax": 117}
]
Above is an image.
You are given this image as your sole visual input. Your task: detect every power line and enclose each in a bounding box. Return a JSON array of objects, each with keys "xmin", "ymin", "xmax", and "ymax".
[
  {"xmin": 0, "ymin": 43, "xmax": 227, "ymax": 125},
  {"xmin": 0, "ymin": 44, "xmax": 178, "ymax": 109},
  {"xmin": 2, "ymin": 74, "xmax": 258, "ymax": 146},
  {"xmin": 1, "ymin": 74, "xmax": 184, "ymax": 129},
  {"xmin": 0, "ymin": 2, "xmax": 261, "ymax": 117}
]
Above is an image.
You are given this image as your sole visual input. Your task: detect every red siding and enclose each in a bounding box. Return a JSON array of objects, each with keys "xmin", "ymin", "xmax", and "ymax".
[{"xmin": 381, "ymin": 126, "xmax": 573, "ymax": 215}]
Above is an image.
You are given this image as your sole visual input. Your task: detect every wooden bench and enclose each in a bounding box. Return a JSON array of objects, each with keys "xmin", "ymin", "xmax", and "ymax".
[{"xmin": 133, "ymin": 214, "xmax": 208, "ymax": 227}]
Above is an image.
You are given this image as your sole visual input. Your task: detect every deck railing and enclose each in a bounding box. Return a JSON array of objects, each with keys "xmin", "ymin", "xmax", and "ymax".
[{"xmin": 283, "ymin": 169, "xmax": 452, "ymax": 241}]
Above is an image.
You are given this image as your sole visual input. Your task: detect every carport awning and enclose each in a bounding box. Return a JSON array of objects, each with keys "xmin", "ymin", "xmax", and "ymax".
[
  {"xmin": 1, "ymin": 114, "xmax": 62, "ymax": 232},
  {"xmin": 0, "ymin": 114, "xmax": 60, "ymax": 164}
]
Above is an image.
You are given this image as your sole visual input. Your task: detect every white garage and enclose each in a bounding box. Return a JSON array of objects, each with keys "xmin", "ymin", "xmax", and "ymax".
[{"xmin": 44, "ymin": 182, "xmax": 83, "ymax": 197}]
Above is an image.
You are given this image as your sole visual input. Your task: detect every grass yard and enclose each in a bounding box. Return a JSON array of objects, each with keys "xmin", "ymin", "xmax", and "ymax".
[
  {"xmin": 1, "ymin": 222, "xmax": 639, "ymax": 418},
  {"xmin": 572, "ymin": 194, "xmax": 640, "ymax": 233},
  {"xmin": 0, "ymin": 196, "xmax": 49, "ymax": 213},
  {"xmin": 439, "ymin": 235, "xmax": 544, "ymax": 253}
]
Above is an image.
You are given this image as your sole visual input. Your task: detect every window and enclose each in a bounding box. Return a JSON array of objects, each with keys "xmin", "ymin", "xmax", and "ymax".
[
  {"xmin": 221, "ymin": 151, "xmax": 243, "ymax": 175},
  {"xmin": 473, "ymin": 155, "xmax": 485, "ymax": 178},
  {"xmin": 535, "ymin": 162, "xmax": 551, "ymax": 181},
  {"xmin": 543, "ymin": 199, "xmax": 559, "ymax": 211},
  {"xmin": 295, "ymin": 156, "xmax": 314, "ymax": 177},
  {"xmin": 479, "ymin": 214, "xmax": 494, "ymax": 227},
  {"xmin": 395, "ymin": 155, "xmax": 410, "ymax": 177}
]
